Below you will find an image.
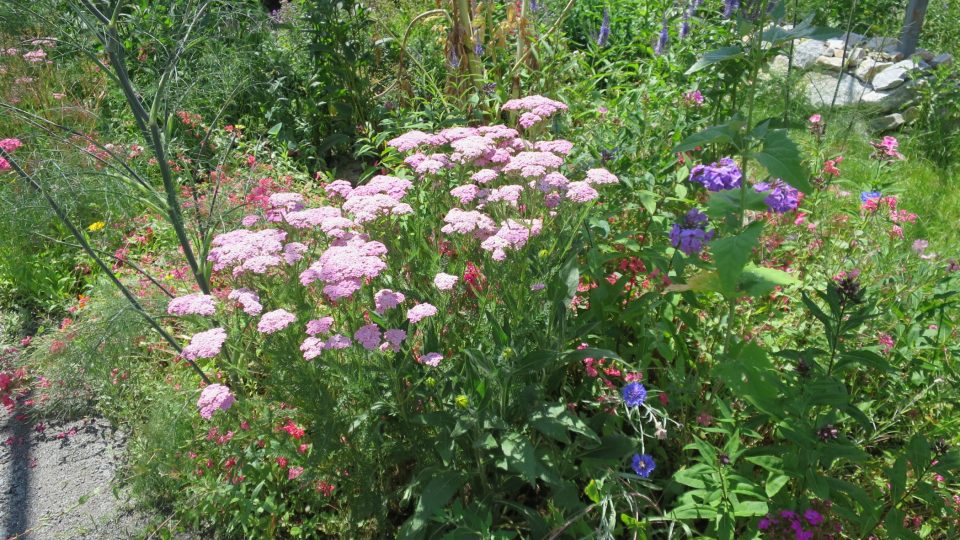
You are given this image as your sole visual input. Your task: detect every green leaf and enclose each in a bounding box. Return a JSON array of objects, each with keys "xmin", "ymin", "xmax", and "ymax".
[
  {"xmin": 674, "ymin": 124, "xmax": 736, "ymax": 153},
  {"xmin": 738, "ymin": 264, "xmax": 799, "ymax": 297},
  {"xmin": 747, "ymin": 130, "xmax": 811, "ymax": 194},
  {"xmin": 733, "ymin": 500, "xmax": 768, "ymax": 517},
  {"xmin": 584, "ymin": 479, "xmax": 601, "ymax": 504},
  {"xmin": 834, "ymin": 350, "xmax": 892, "ymax": 372},
  {"xmin": 667, "ymin": 504, "xmax": 718, "ymax": 520},
  {"xmin": 765, "ymin": 474, "xmax": 790, "ymax": 498},
  {"xmin": 706, "ymin": 189, "xmax": 768, "ymax": 221},
  {"xmin": 398, "ymin": 470, "xmax": 467, "ymax": 539},
  {"xmin": 501, "ymin": 433, "xmax": 544, "ymax": 485},
  {"xmin": 267, "ymin": 122, "xmax": 283, "ymax": 137},
  {"xmin": 712, "ymin": 221, "xmax": 764, "ymax": 297},
  {"xmin": 686, "ymin": 45, "xmax": 745, "ymax": 74}
]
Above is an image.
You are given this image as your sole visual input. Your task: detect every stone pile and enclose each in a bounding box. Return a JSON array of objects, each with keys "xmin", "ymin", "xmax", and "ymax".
[{"xmin": 768, "ymin": 33, "xmax": 953, "ymax": 131}]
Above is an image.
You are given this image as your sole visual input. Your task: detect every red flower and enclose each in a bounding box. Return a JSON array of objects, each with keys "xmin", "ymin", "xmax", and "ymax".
[
  {"xmin": 280, "ymin": 418, "xmax": 305, "ymax": 439},
  {"xmin": 276, "ymin": 456, "xmax": 288, "ymax": 469}
]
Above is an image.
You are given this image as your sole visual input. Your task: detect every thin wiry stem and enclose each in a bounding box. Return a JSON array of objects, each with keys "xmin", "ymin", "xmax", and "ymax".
[{"xmin": 0, "ymin": 148, "xmax": 210, "ymax": 385}]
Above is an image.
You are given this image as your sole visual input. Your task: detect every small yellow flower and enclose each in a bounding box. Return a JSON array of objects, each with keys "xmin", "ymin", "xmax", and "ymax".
[
  {"xmin": 455, "ymin": 395, "xmax": 469, "ymax": 409},
  {"xmin": 87, "ymin": 221, "xmax": 106, "ymax": 232}
]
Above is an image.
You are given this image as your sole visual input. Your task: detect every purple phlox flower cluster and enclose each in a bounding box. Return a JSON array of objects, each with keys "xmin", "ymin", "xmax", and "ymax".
[
  {"xmin": 182, "ymin": 327, "xmax": 228, "ymax": 360},
  {"xmin": 300, "ymin": 235, "xmax": 388, "ymax": 300},
  {"xmin": 597, "ymin": 8, "xmax": 611, "ymax": 46},
  {"xmin": 689, "ymin": 157, "xmax": 742, "ymax": 191},
  {"xmin": 434, "ymin": 272, "xmax": 459, "ymax": 291},
  {"xmin": 306, "ymin": 317, "xmax": 335, "ymax": 336},
  {"xmin": 670, "ymin": 208, "xmax": 714, "ymax": 256},
  {"xmin": 419, "ymin": 352, "xmax": 443, "ymax": 367},
  {"xmin": 258, "ymin": 309, "xmax": 296, "ymax": 334},
  {"xmin": 167, "ymin": 293, "xmax": 217, "ymax": 316},
  {"xmin": 480, "ymin": 219, "xmax": 543, "ymax": 261},
  {"xmin": 374, "ymin": 289, "xmax": 406, "ymax": 314},
  {"xmin": 754, "ymin": 180, "xmax": 800, "ymax": 213},
  {"xmin": 534, "ymin": 140, "xmax": 574, "ymax": 155},
  {"xmin": 566, "ymin": 181, "xmax": 599, "ymax": 203},
  {"xmin": 622, "ymin": 382, "xmax": 647, "ymax": 407},
  {"xmin": 501, "ymin": 95, "xmax": 568, "ymax": 129},
  {"xmin": 758, "ymin": 506, "xmax": 839, "ymax": 539},
  {"xmin": 197, "ymin": 384, "xmax": 235, "ymax": 420},
  {"xmin": 228, "ymin": 288, "xmax": 262, "ymax": 316},
  {"xmin": 354, "ymin": 324, "xmax": 382, "ymax": 350},
  {"xmin": 208, "ymin": 228, "xmax": 286, "ymax": 275},
  {"xmin": 631, "ymin": 453, "xmax": 656, "ymax": 478},
  {"xmin": 408, "ymin": 303, "xmax": 438, "ymax": 324},
  {"xmin": 584, "ymin": 168, "xmax": 619, "ymax": 185},
  {"xmin": 654, "ymin": 19, "xmax": 669, "ymax": 55},
  {"xmin": 441, "ymin": 208, "xmax": 498, "ymax": 239}
]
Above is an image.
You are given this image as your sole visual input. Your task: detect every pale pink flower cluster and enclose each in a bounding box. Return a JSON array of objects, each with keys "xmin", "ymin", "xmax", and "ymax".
[
  {"xmin": 408, "ymin": 303, "xmax": 438, "ymax": 324},
  {"xmin": 267, "ymin": 192, "xmax": 305, "ymax": 222},
  {"xmin": 418, "ymin": 352, "xmax": 443, "ymax": 367},
  {"xmin": 354, "ymin": 324, "xmax": 382, "ymax": 350},
  {"xmin": 566, "ymin": 181, "xmax": 599, "ymax": 203},
  {"xmin": 300, "ymin": 333, "xmax": 353, "ymax": 360},
  {"xmin": 197, "ymin": 384, "xmax": 235, "ymax": 420},
  {"xmin": 374, "ymin": 289, "xmax": 406, "ymax": 314},
  {"xmin": 306, "ymin": 317, "xmax": 334, "ymax": 336},
  {"xmin": 22, "ymin": 49, "xmax": 47, "ymax": 63},
  {"xmin": 167, "ymin": 293, "xmax": 217, "ymax": 316},
  {"xmin": 258, "ymin": 309, "xmax": 296, "ymax": 334},
  {"xmin": 480, "ymin": 219, "xmax": 543, "ymax": 261},
  {"xmin": 434, "ymin": 273, "xmax": 458, "ymax": 291},
  {"xmin": 0, "ymin": 138, "xmax": 23, "ymax": 153},
  {"xmin": 441, "ymin": 209, "xmax": 497, "ymax": 238},
  {"xmin": 183, "ymin": 328, "xmax": 228, "ymax": 360},
  {"xmin": 343, "ymin": 194, "xmax": 413, "ymax": 223},
  {"xmin": 501, "ymin": 95, "xmax": 568, "ymax": 128},
  {"xmin": 207, "ymin": 228, "xmax": 286, "ymax": 275},
  {"xmin": 300, "ymin": 235, "xmax": 388, "ymax": 300},
  {"xmin": 228, "ymin": 288, "xmax": 262, "ymax": 315}
]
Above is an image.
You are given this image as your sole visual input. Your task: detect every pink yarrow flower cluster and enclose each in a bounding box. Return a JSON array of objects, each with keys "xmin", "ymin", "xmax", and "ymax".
[
  {"xmin": 167, "ymin": 293, "xmax": 217, "ymax": 316},
  {"xmin": 258, "ymin": 309, "xmax": 296, "ymax": 334},
  {"xmin": 183, "ymin": 328, "xmax": 228, "ymax": 360},
  {"xmin": 197, "ymin": 384, "xmax": 235, "ymax": 420},
  {"xmin": 501, "ymin": 95, "xmax": 568, "ymax": 128}
]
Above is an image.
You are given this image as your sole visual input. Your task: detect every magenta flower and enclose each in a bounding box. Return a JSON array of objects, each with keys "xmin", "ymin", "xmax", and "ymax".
[
  {"xmin": 408, "ymin": 303, "xmax": 438, "ymax": 324},
  {"xmin": 167, "ymin": 293, "xmax": 217, "ymax": 316}
]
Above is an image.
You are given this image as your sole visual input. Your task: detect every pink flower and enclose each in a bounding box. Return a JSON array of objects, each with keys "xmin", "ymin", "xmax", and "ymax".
[
  {"xmin": 471, "ymin": 169, "xmax": 499, "ymax": 184},
  {"xmin": 343, "ymin": 194, "xmax": 413, "ymax": 223},
  {"xmin": 407, "ymin": 303, "xmax": 438, "ymax": 324},
  {"xmin": 584, "ymin": 168, "xmax": 619, "ymax": 185},
  {"xmin": 288, "ymin": 466, "xmax": 305, "ymax": 480},
  {"xmin": 197, "ymin": 384, "xmax": 235, "ymax": 420},
  {"xmin": 325, "ymin": 334, "xmax": 352, "ymax": 349},
  {"xmin": 300, "ymin": 337, "xmax": 326, "ymax": 360},
  {"xmin": 566, "ymin": 181, "xmax": 599, "ymax": 203},
  {"xmin": 306, "ymin": 317, "xmax": 334, "ymax": 336},
  {"xmin": 434, "ymin": 272, "xmax": 459, "ymax": 291},
  {"xmin": 258, "ymin": 309, "xmax": 296, "ymax": 334},
  {"xmin": 241, "ymin": 214, "xmax": 260, "ymax": 227},
  {"xmin": 324, "ymin": 180, "xmax": 355, "ymax": 198},
  {"xmin": 0, "ymin": 157, "xmax": 10, "ymax": 171},
  {"xmin": 488, "ymin": 184, "xmax": 524, "ymax": 205},
  {"xmin": 441, "ymin": 208, "xmax": 497, "ymax": 239},
  {"xmin": 382, "ymin": 329, "xmax": 406, "ymax": 351},
  {"xmin": 228, "ymin": 288, "xmax": 262, "ymax": 316},
  {"xmin": 354, "ymin": 324, "xmax": 382, "ymax": 350},
  {"xmin": 167, "ymin": 293, "xmax": 217, "ymax": 316},
  {"xmin": 501, "ymin": 95, "xmax": 568, "ymax": 126},
  {"xmin": 22, "ymin": 49, "xmax": 46, "ymax": 63},
  {"xmin": 0, "ymin": 138, "xmax": 23, "ymax": 153},
  {"xmin": 878, "ymin": 332, "xmax": 895, "ymax": 354},
  {"xmin": 809, "ymin": 114, "xmax": 822, "ymax": 124},
  {"xmin": 183, "ymin": 328, "xmax": 228, "ymax": 360},
  {"xmin": 283, "ymin": 242, "xmax": 308, "ymax": 264},
  {"xmin": 419, "ymin": 352, "xmax": 443, "ymax": 367},
  {"xmin": 534, "ymin": 140, "xmax": 574, "ymax": 155},
  {"xmin": 450, "ymin": 184, "xmax": 480, "ymax": 204},
  {"xmin": 348, "ymin": 175, "xmax": 412, "ymax": 200},
  {"xmin": 372, "ymin": 288, "xmax": 404, "ymax": 314},
  {"xmin": 386, "ymin": 130, "xmax": 433, "ymax": 152}
]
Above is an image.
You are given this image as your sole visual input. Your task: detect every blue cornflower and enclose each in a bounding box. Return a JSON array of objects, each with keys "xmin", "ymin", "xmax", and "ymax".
[
  {"xmin": 632, "ymin": 453, "xmax": 656, "ymax": 478},
  {"xmin": 597, "ymin": 8, "xmax": 611, "ymax": 46},
  {"xmin": 860, "ymin": 191, "xmax": 881, "ymax": 203},
  {"xmin": 622, "ymin": 382, "xmax": 647, "ymax": 407}
]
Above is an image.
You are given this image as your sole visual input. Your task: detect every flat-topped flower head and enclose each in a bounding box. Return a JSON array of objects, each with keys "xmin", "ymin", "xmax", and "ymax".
[
  {"xmin": 258, "ymin": 309, "xmax": 296, "ymax": 334},
  {"xmin": 408, "ymin": 303, "xmax": 438, "ymax": 324},
  {"xmin": 584, "ymin": 168, "xmax": 619, "ymax": 185},
  {"xmin": 354, "ymin": 324, "xmax": 382, "ymax": 350},
  {"xmin": 306, "ymin": 317, "xmax": 334, "ymax": 336},
  {"xmin": 0, "ymin": 138, "xmax": 23, "ymax": 153},
  {"xmin": 374, "ymin": 289, "xmax": 406, "ymax": 314},
  {"xmin": 419, "ymin": 352, "xmax": 443, "ymax": 367},
  {"xmin": 197, "ymin": 384, "xmax": 235, "ymax": 420},
  {"xmin": 566, "ymin": 181, "xmax": 599, "ymax": 203},
  {"xmin": 387, "ymin": 130, "xmax": 433, "ymax": 152},
  {"xmin": 228, "ymin": 288, "xmax": 262, "ymax": 316},
  {"xmin": 183, "ymin": 328, "xmax": 228, "ymax": 360},
  {"xmin": 434, "ymin": 272, "xmax": 459, "ymax": 291},
  {"xmin": 167, "ymin": 293, "xmax": 217, "ymax": 316}
]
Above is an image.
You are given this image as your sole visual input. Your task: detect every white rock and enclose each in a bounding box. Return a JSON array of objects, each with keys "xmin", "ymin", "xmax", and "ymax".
[
  {"xmin": 872, "ymin": 59, "xmax": 921, "ymax": 90},
  {"xmin": 792, "ymin": 39, "xmax": 828, "ymax": 70},
  {"xmin": 768, "ymin": 54, "xmax": 791, "ymax": 76},
  {"xmin": 816, "ymin": 56, "xmax": 845, "ymax": 71},
  {"xmin": 854, "ymin": 58, "xmax": 892, "ymax": 82},
  {"xmin": 869, "ymin": 113, "xmax": 905, "ymax": 132},
  {"xmin": 861, "ymin": 81, "xmax": 916, "ymax": 112},
  {"xmin": 804, "ymin": 71, "xmax": 870, "ymax": 107}
]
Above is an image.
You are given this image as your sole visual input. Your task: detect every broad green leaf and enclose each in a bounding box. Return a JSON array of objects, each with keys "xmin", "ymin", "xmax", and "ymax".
[
  {"xmin": 747, "ymin": 130, "xmax": 812, "ymax": 194},
  {"xmin": 584, "ymin": 479, "xmax": 601, "ymax": 504},
  {"xmin": 706, "ymin": 188, "xmax": 768, "ymax": 221},
  {"xmin": 398, "ymin": 470, "xmax": 467, "ymax": 539},
  {"xmin": 686, "ymin": 45, "xmax": 745, "ymax": 74},
  {"xmin": 834, "ymin": 350, "xmax": 892, "ymax": 372},
  {"xmin": 674, "ymin": 124, "xmax": 736, "ymax": 153},
  {"xmin": 712, "ymin": 221, "xmax": 764, "ymax": 297},
  {"xmin": 733, "ymin": 500, "xmax": 768, "ymax": 517},
  {"xmin": 765, "ymin": 474, "xmax": 790, "ymax": 498},
  {"xmin": 738, "ymin": 264, "xmax": 799, "ymax": 297}
]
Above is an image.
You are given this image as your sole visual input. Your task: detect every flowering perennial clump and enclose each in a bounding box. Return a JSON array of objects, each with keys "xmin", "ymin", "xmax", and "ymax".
[
  {"xmin": 168, "ymin": 293, "xmax": 217, "ymax": 316},
  {"xmin": 689, "ymin": 157, "xmax": 742, "ymax": 191},
  {"xmin": 670, "ymin": 208, "xmax": 714, "ymax": 256},
  {"xmin": 754, "ymin": 180, "xmax": 801, "ymax": 213},
  {"xmin": 183, "ymin": 328, "xmax": 228, "ymax": 360},
  {"xmin": 197, "ymin": 384, "xmax": 235, "ymax": 420}
]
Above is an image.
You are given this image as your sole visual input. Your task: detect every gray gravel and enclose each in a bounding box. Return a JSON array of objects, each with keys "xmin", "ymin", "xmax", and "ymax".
[{"xmin": 0, "ymin": 416, "xmax": 153, "ymax": 540}]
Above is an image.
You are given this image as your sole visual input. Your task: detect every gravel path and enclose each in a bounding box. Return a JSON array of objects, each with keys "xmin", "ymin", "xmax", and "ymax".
[{"xmin": 0, "ymin": 415, "xmax": 153, "ymax": 540}]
